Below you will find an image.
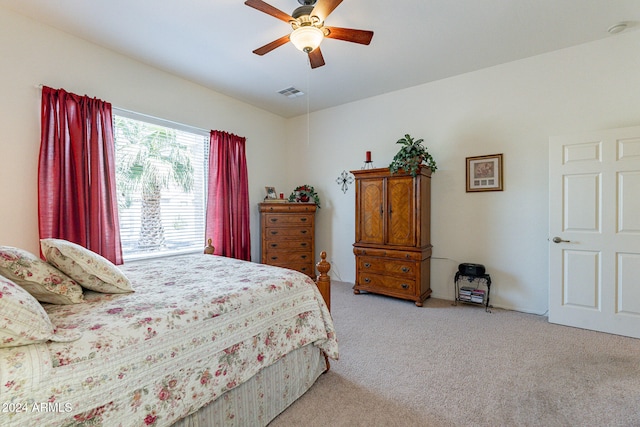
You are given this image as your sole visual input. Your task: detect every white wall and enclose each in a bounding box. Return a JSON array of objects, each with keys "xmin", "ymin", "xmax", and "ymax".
[
  {"xmin": 0, "ymin": 8, "xmax": 288, "ymax": 261},
  {"xmin": 3, "ymin": 5, "xmax": 640, "ymax": 315},
  {"xmin": 286, "ymin": 30, "xmax": 640, "ymax": 314}
]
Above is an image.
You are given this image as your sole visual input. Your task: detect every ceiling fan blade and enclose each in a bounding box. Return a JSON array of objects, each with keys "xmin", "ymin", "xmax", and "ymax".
[
  {"xmin": 311, "ymin": 0, "xmax": 343, "ymax": 22},
  {"xmin": 253, "ymin": 34, "xmax": 290, "ymax": 56},
  {"xmin": 325, "ymin": 26, "xmax": 374, "ymax": 45},
  {"xmin": 308, "ymin": 47, "xmax": 325, "ymax": 69},
  {"xmin": 244, "ymin": 0, "xmax": 295, "ymax": 23}
]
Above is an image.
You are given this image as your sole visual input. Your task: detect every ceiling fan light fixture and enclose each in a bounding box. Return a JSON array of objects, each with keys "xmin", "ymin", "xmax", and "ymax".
[{"xmin": 290, "ymin": 26, "xmax": 324, "ymax": 53}]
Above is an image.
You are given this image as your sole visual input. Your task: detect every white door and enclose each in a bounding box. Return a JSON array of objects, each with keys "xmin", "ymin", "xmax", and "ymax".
[{"xmin": 549, "ymin": 126, "xmax": 640, "ymax": 339}]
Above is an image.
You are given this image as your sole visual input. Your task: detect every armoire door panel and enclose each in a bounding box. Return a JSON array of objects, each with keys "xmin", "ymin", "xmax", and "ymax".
[
  {"xmin": 358, "ymin": 179, "xmax": 384, "ymax": 244},
  {"xmin": 387, "ymin": 175, "xmax": 416, "ymax": 247}
]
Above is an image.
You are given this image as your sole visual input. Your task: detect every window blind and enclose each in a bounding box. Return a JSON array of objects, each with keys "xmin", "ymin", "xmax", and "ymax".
[{"xmin": 113, "ymin": 109, "xmax": 209, "ymax": 260}]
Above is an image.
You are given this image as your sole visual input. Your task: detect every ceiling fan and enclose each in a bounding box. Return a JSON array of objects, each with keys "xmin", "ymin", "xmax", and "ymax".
[{"xmin": 244, "ymin": 0, "xmax": 374, "ymax": 69}]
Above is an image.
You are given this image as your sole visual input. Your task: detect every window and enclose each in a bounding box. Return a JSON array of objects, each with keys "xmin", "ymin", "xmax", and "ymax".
[{"xmin": 113, "ymin": 109, "xmax": 208, "ymax": 260}]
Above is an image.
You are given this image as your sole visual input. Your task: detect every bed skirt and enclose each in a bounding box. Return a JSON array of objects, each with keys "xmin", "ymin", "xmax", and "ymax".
[{"xmin": 172, "ymin": 344, "xmax": 326, "ymax": 427}]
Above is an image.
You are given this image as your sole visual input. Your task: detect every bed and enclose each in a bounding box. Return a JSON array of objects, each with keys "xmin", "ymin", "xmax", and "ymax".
[{"xmin": 0, "ymin": 242, "xmax": 337, "ymax": 427}]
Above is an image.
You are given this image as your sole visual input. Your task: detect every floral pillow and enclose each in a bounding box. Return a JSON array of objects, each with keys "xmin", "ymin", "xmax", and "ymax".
[
  {"xmin": 40, "ymin": 239, "xmax": 133, "ymax": 294},
  {"xmin": 0, "ymin": 246, "xmax": 84, "ymax": 304},
  {"xmin": 0, "ymin": 274, "xmax": 82, "ymax": 348}
]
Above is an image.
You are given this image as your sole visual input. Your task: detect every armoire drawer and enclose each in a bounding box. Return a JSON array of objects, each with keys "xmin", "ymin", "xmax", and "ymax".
[
  {"xmin": 357, "ymin": 272, "xmax": 416, "ymax": 295},
  {"xmin": 357, "ymin": 256, "xmax": 416, "ymax": 277},
  {"xmin": 353, "ymin": 247, "xmax": 423, "ymax": 261}
]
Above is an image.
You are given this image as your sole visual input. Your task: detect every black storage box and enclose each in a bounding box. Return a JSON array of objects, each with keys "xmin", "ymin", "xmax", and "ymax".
[{"xmin": 458, "ymin": 263, "xmax": 486, "ymax": 276}]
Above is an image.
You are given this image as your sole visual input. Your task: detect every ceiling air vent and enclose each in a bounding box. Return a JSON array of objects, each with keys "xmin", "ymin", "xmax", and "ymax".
[{"xmin": 278, "ymin": 87, "xmax": 305, "ymax": 98}]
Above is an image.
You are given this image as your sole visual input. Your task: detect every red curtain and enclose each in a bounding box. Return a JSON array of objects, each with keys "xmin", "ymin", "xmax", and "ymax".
[
  {"xmin": 205, "ymin": 131, "xmax": 251, "ymax": 260},
  {"xmin": 39, "ymin": 86, "xmax": 123, "ymax": 264}
]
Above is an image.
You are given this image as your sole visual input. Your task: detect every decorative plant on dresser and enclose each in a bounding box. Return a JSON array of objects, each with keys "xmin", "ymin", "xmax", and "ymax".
[
  {"xmin": 351, "ymin": 166, "xmax": 432, "ymax": 306},
  {"xmin": 259, "ymin": 202, "xmax": 316, "ymax": 279}
]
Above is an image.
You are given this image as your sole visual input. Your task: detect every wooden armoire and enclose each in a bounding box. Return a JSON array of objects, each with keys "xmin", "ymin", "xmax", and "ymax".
[{"xmin": 351, "ymin": 166, "xmax": 432, "ymax": 306}]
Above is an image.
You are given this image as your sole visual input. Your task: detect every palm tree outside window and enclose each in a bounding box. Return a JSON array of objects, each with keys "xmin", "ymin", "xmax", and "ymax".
[{"xmin": 113, "ymin": 112, "xmax": 208, "ymax": 260}]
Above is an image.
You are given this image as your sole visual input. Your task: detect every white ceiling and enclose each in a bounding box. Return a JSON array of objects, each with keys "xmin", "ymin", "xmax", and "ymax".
[{"xmin": 2, "ymin": 0, "xmax": 639, "ymax": 118}]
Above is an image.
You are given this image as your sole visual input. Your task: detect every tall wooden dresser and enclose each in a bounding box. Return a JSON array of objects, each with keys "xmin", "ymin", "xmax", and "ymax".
[
  {"xmin": 351, "ymin": 166, "xmax": 432, "ymax": 306},
  {"xmin": 259, "ymin": 202, "xmax": 316, "ymax": 279}
]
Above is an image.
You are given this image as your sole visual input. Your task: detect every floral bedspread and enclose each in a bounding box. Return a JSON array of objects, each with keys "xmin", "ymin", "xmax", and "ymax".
[{"xmin": 0, "ymin": 254, "xmax": 338, "ymax": 427}]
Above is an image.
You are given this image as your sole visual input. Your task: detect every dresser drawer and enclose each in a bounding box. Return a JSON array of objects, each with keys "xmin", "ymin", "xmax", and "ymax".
[
  {"xmin": 357, "ymin": 272, "xmax": 415, "ymax": 295},
  {"xmin": 357, "ymin": 256, "xmax": 415, "ymax": 277},
  {"xmin": 270, "ymin": 262, "xmax": 315, "ymax": 276},
  {"xmin": 264, "ymin": 214, "xmax": 313, "ymax": 227},
  {"xmin": 264, "ymin": 227, "xmax": 313, "ymax": 238},
  {"xmin": 264, "ymin": 240, "xmax": 311, "ymax": 250},
  {"xmin": 264, "ymin": 250, "xmax": 312, "ymax": 264}
]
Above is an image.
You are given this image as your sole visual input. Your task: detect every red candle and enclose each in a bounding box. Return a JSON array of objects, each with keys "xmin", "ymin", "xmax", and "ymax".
[
  {"xmin": 366, "ymin": 151, "xmax": 372, "ymax": 162},
  {"xmin": 279, "ymin": 193, "xmax": 284, "ymax": 199}
]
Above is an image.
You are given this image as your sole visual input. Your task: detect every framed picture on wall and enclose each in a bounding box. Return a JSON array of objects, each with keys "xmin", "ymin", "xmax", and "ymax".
[{"xmin": 466, "ymin": 154, "xmax": 503, "ymax": 192}]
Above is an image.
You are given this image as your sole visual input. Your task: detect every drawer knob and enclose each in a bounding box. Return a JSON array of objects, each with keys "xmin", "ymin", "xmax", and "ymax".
[
  {"xmin": 301, "ymin": 255, "xmax": 307, "ymax": 259},
  {"xmin": 364, "ymin": 277, "xmax": 371, "ymax": 283},
  {"xmin": 270, "ymin": 230, "xmax": 278, "ymax": 235},
  {"xmin": 300, "ymin": 242, "xmax": 307, "ymax": 247},
  {"xmin": 270, "ymin": 218, "xmax": 278, "ymax": 223},
  {"xmin": 401, "ymin": 267, "xmax": 409, "ymax": 273},
  {"xmin": 301, "ymin": 230, "xmax": 308, "ymax": 234},
  {"xmin": 270, "ymin": 243, "xmax": 278, "ymax": 248},
  {"xmin": 364, "ymin": 262, "xmax": 371, "ymax": 268},
  {"xmin": 401, "ymin": 283, "xmax": 409, "ymax": 289},
  {"xmin": 300, "ymin": 217, "xmax": 307, "ymax": 222},
  {"xmin": 270, "ymin": 256, "xmax": 278, "ymax": 260}
]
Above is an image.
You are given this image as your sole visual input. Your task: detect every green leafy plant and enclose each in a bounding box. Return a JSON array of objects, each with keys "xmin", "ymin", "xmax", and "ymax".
[
  {"xmin": 288, "ymin": 185, "xmax": 321, "ymax": 208},
  {"xmin": 388, "ymin": 134, "xmax": 437, "ymax": 176}
]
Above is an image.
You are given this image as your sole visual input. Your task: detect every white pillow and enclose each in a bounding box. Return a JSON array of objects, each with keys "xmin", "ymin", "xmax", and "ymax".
[
  {"xmin": 40, "ymin": 239, "xmax": 133, "ymax": 294},
  {"xmin": 0, "ymin": 275, "xmax": 82, "ymax": 348},
  {"xmin": 0, "ymin": 245, "xmax": 84, "ymax": 304}
]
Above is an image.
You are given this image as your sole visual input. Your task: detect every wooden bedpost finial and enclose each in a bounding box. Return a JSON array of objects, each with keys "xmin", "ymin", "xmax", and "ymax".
[
  {"xmin": 204, "ymin": 238, "xmax": 215, "ymax": 255},
  {"xmin": 316, "ymin": 251, "xmax": 330, "ymax": 276},
  {"xmin": 315, "ymin": 251, "xmax": 331, "ymax": 311}
]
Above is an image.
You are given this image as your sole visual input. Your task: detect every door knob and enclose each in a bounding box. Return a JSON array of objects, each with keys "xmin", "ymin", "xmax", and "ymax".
[{"xmin": 552, "ymin": 236, "xmax": 571, "ymax": 243}]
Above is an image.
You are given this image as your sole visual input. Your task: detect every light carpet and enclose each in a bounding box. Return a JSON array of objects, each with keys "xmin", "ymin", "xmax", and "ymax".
[{"xmin": 270, "ymin": 281, "xmax": 640, "ymax": 427}]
